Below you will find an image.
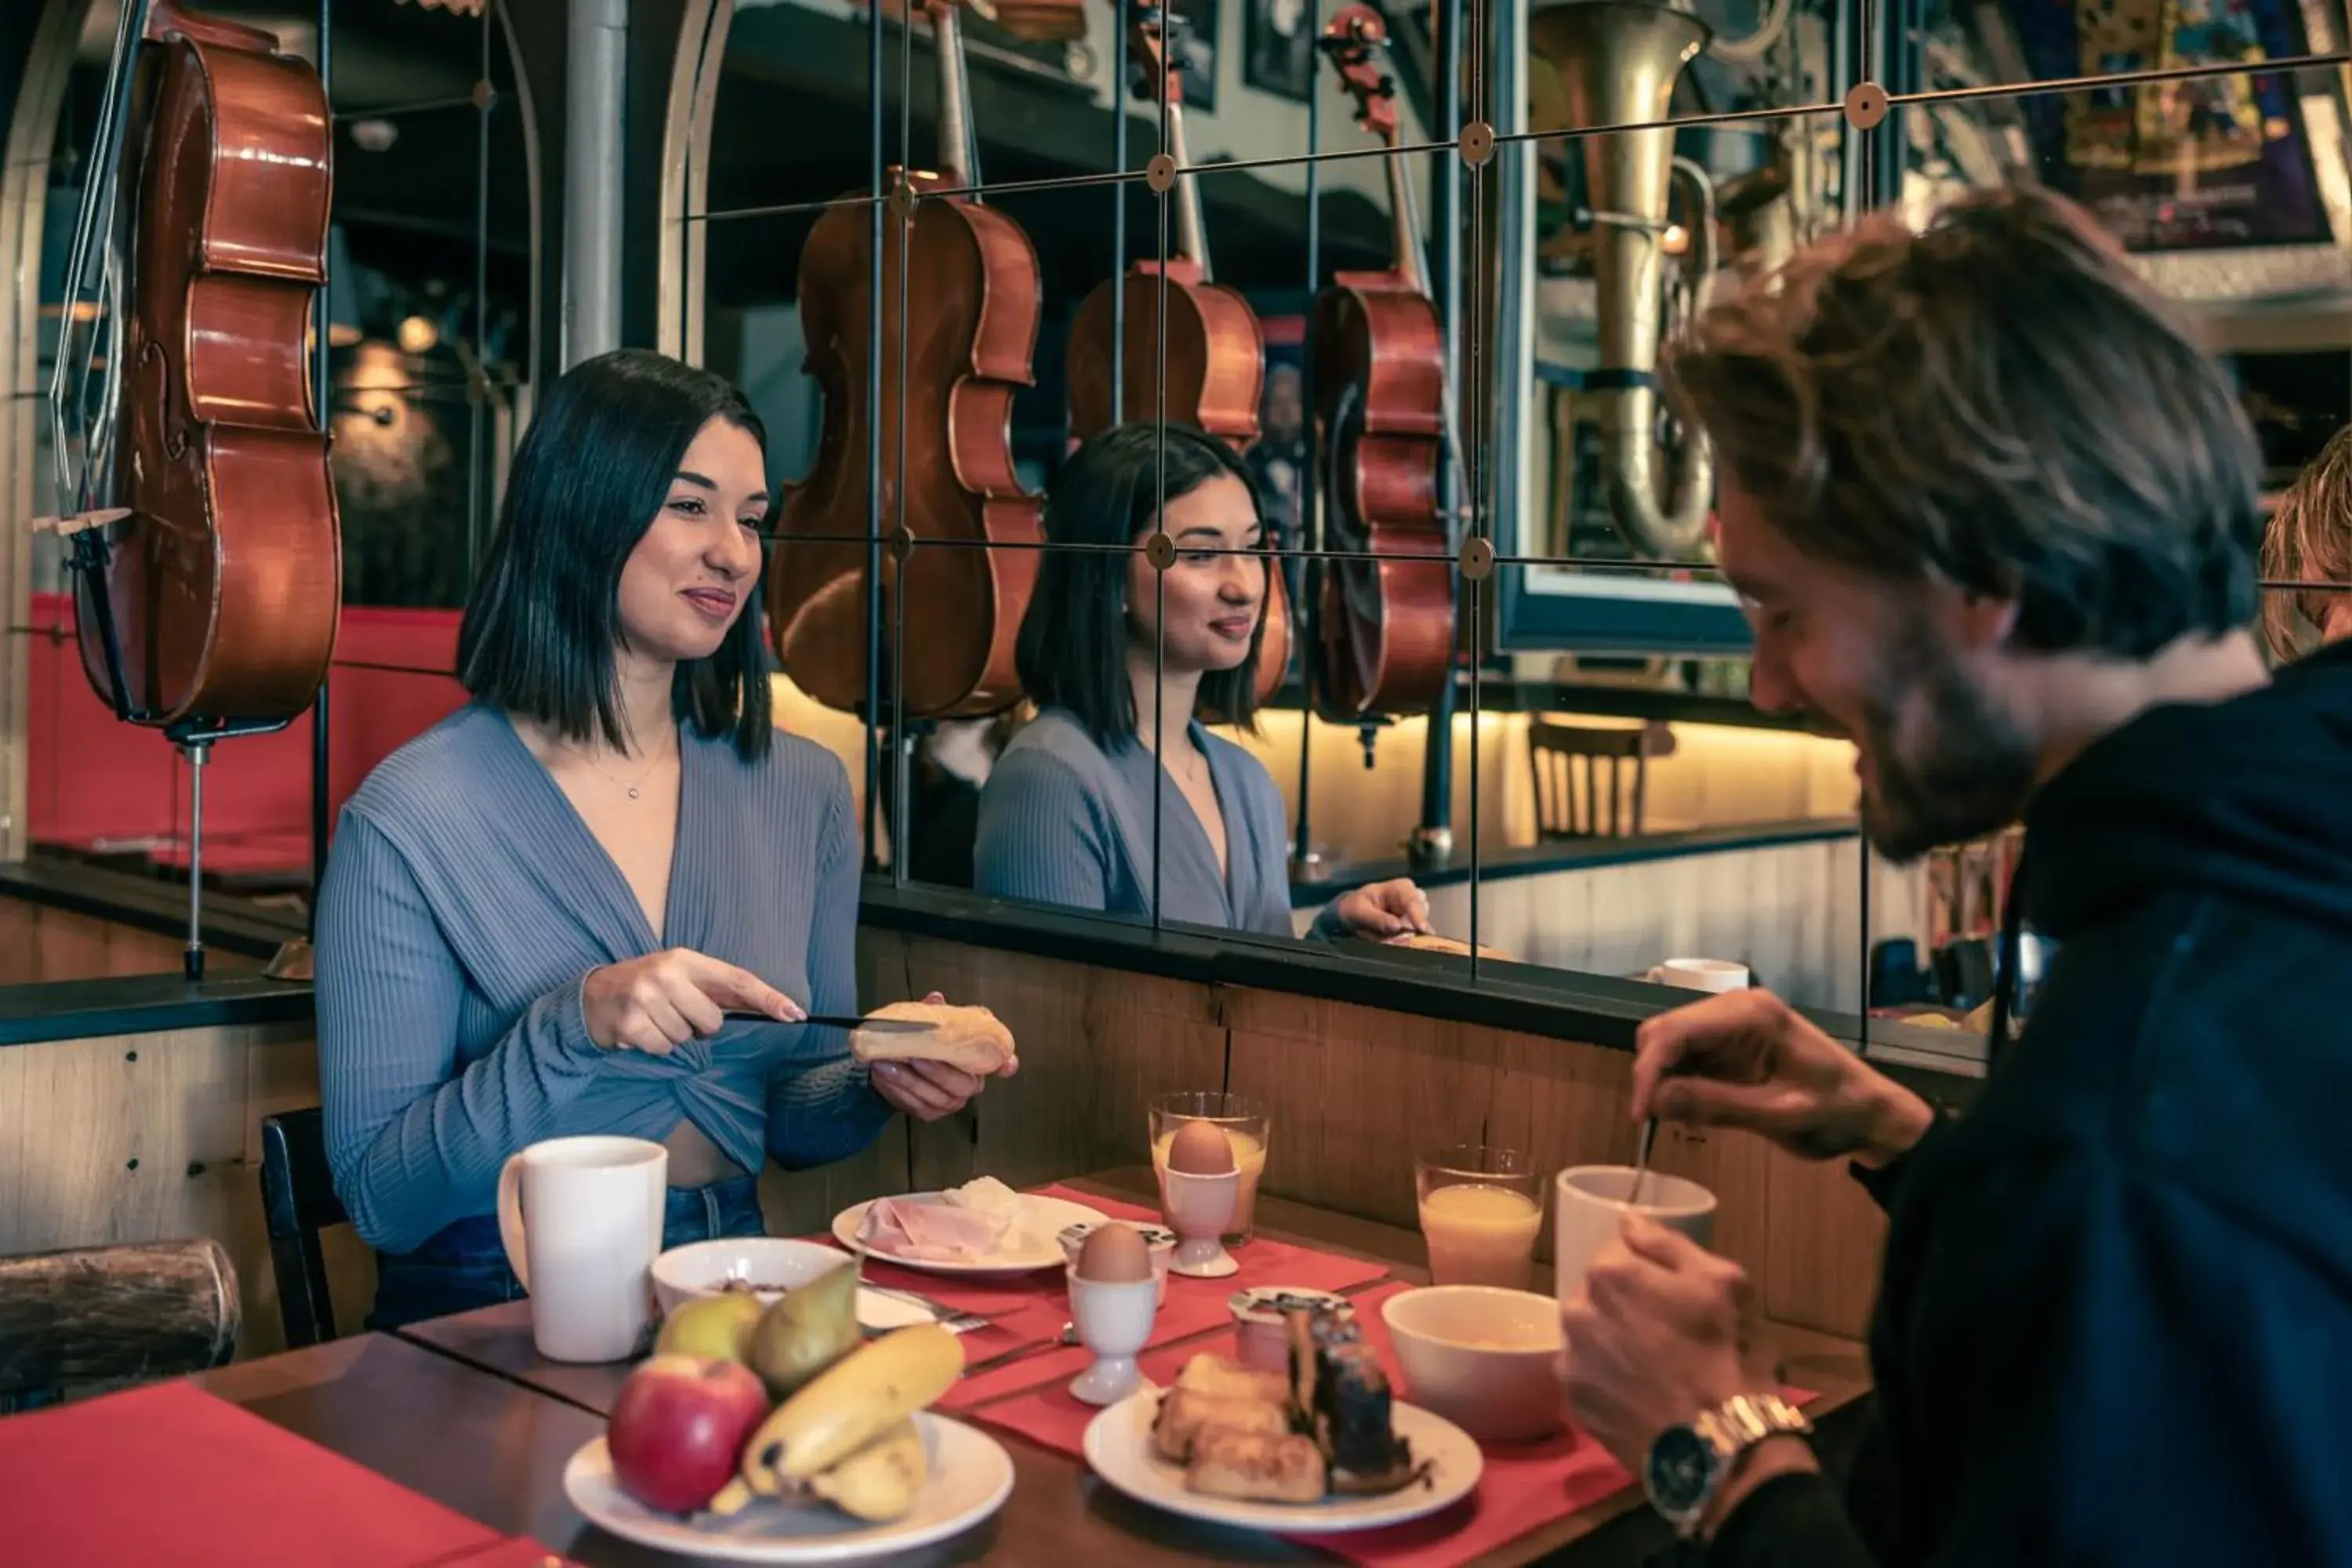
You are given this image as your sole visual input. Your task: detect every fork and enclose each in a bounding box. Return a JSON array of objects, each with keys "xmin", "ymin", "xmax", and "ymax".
[{"xmin": 859, "ymin": 1282, "xmax": 990, "ymax": 1335}]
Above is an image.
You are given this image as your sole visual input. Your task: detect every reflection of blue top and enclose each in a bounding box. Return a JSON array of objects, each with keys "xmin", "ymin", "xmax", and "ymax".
[
  {"xmin": 975, "ymin": 706, "xmax": 1345, "ymax": 941},
  {"xmin": 316, "ymin": 702, "xmax": 892, "ymax": 1255}
]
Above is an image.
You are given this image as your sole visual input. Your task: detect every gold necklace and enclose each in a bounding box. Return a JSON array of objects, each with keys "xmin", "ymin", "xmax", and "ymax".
[{"xmin": 569, "ymin": 732, "xmax": 676, "ymax": 800}]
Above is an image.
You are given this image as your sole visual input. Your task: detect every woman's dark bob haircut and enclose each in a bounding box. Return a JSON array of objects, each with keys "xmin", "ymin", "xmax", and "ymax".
[
  {"xmin": 1015, "ymin": 423, "xmax": 1266, "ymax": 746},
  {"xmin": 457, "ymin": 348, "xmax": 773, "ymax": 759}
]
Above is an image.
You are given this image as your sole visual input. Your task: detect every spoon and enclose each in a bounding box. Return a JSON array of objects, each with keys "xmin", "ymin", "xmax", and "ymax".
[{"xmin": 1629, "ymin": 1117, "xmax": 1658, "ymax": 1208}]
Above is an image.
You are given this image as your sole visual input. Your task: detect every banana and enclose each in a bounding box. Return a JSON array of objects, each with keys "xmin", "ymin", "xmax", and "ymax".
[
  {"xmin": 807, "ymin": 1419, "xmax": 927, "ymax": 1522},
  {"xmin": 738, "ymin": 1323, "xmax": 963, "ymax": 1491}
]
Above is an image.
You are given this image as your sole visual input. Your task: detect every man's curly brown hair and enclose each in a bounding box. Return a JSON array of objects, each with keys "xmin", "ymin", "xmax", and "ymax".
[
  {"xmin": 1664, "ymin": 183, "xmax": 2264, "ymax": 660},
  {"xmin": 2258, "ymin": 423, "xmax": 2352, "ymax": 661}
]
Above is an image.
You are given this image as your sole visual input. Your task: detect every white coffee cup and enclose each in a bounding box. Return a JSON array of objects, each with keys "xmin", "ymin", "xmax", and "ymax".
[
  {"xmin": 1552, "ymin": 1164, "xmax": 1718, "ymax": 1303},
  {"xmin": 496, "ymin": 1135, "xmax": 668, "ymax": 1363},
  {"xmin": 1646, "ymin": 957, "xmax": 1751, "ymax": 993}
]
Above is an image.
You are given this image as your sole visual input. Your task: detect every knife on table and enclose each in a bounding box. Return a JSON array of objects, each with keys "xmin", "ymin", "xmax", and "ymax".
[{"xmin": 720, "ymin": 1011, "xmax": 937, "ymax": 1032}]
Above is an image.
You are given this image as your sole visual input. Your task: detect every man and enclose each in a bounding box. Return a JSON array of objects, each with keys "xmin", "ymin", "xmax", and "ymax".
[
  {"xmin": 1560, "ymin": 183, "xmax": 2352, "ymax": 1564},
  {"xmin": 2261, "ymin": 422, "xmax": 2352, "ymax": 659}
]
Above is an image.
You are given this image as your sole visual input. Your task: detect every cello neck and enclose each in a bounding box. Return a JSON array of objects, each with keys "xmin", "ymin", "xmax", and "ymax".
[
  {"xmin": 1384, "ymin": 126, "xmax": 1429, "ymax": 296},
  {"xmin": 1165, "ymin": 101, "xmax": 1212, "ymax": 280},
  {"xmin": 933, "ymin": 2, "xmax": 978, "ymax": 189}
]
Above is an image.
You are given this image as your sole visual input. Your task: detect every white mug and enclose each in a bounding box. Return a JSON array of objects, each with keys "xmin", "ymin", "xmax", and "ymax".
[
  {"xmin": 497, "ymin": 1135, "xmax": 667, "ymax": 1363},
  {"xmin": 1552, "ymin": 1164, "xmax": 1718, "ymax": 1304},
  {"xmin": 1646, "ymin": 957, "xmax": 1751, "ymax": 993}
]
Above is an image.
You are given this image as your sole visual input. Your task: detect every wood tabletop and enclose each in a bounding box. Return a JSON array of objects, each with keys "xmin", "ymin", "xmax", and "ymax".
[{"xmin": 191, "ymin": 1174, "xmax": 1871, "ymax": 1566}]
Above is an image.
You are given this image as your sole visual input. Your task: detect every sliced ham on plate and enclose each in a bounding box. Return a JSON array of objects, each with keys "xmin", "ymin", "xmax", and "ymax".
[{"xmin": 860, "ymin": 1196, "xmax": 1018, "ymax": 1261}]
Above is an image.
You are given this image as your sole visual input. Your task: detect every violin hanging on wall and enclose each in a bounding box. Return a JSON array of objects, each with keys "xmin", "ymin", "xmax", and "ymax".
[
  {"xmin": 45, "ymin": 0, "xmax": 341, "ymax": 736},
  {"xmin": 1065, "ymin": 2, "xmax": 1290, "ymax": 713},
  {"xmin": 769, "ymin": 0, "xmax": 1044, "ymax": 720},
  {"xmin": 1308, "ymin": 6, "xmax": 1457, "ymax": 722}
]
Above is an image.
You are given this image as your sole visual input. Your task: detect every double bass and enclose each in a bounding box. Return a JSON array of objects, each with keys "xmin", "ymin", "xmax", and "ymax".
[
  {"xmin": 1065, "ymin": 3, "xmax": 1290, "ymax": 709},
  {"xmin": 1308, "ymin": 6, "xmax": 1456, "ymax": 720},
  {"xmin": 770, "ymin": 0, "xmax": 1044, "ymax": 720},
  {"xmin": 46, "ymin": 0, "xmax": 340, "ymax": 735}
]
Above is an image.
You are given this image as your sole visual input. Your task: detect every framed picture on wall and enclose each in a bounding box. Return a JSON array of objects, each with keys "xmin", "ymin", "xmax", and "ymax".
[
  {"xmin": 1243, "ymin": 0, "xmax": 1318, "ymax": 100},
  {"xmin": 1174, "ymin": 0, "xmax": 1220, "ymax": 112}
]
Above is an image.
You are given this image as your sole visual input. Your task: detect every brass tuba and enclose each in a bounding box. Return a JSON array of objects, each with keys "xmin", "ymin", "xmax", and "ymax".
[{"xmin": 1530, "ymin": 0, "xmax": 1717, "ymax": 560}]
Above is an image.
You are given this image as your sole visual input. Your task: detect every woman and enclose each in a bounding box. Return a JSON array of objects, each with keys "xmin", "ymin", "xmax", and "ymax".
[
  {"xmin": 317, "ymin": 349, "xmax": 1013, "ymax": 1330},
  {"xmin": 2260, "ymin": 423, "xmax": 2352, "ymax": 661},
  {"xmin": 975, "ymin": 423, "xmax": 1426, "ymax": 939}
]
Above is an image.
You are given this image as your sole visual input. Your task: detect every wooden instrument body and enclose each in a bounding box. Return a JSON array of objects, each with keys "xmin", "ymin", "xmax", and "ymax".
[
  {"xmin": 1312, "ymin": 269, "xmax": 1454, "ymax": 717},
  {"xmin": 78, "ymin": 8, "xmax": 339, "ymax": 728},
  {"xmin": 1308, "ymin": 3, "xmax": 1455, "ymax": 722},
  {"xmin": 1067, "ymin": 261, "xmax": 1264, "ymax": 452},
  {"xmin": 769, "ymin": 169, "xmax": 1044, "ymax": 719}
]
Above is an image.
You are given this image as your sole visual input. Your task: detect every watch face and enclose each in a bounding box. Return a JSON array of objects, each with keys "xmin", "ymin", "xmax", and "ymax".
[{"xmin": 1646, "ymin": 1425, "xmax": 1718, "ymax": 1516}]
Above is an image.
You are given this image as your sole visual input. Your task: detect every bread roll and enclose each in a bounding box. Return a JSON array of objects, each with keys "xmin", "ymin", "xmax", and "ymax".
[
  {"xmin": 848, "ymin": 1001, "xmax": 1016, "ymax": 1076},
  {"xmin": 1390, "ymin": 931, "xmax": 1512, "ymax": 960}
]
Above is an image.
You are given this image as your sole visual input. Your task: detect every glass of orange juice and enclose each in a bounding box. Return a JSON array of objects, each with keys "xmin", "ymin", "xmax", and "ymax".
[
  {"xmin": 1149, "ymin": 1092, "xmax": 1269, "ymax": 1245},
  {"xmin": 1415, "ymin": 1145, "xmax": 1544, "ymax": 1289}
]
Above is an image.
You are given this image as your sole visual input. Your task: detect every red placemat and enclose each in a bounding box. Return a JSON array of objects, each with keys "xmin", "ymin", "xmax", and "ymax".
[
  {"xmin": 0, "ymin": 1380, "xmax": 508, "ymax": 1567},
  {"xmin": 972, "ymin": 1280, "xmax": 1817, "ymax": 1568},
  {"xmin": 441, "ymin": 1542, "xmax": 586, "ymax": 1567},
  {"xmin": 939, "ymin": 1185, "xmax": 1393, "ymax": 1410}
]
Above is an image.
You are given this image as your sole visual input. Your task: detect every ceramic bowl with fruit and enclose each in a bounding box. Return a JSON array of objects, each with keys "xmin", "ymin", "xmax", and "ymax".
[{"xmin": 1381, "ymin": 1285, "xmax": 1566, "ymax": 1444}]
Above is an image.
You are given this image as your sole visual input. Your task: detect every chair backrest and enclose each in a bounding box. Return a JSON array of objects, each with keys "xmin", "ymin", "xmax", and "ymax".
[
  {"xmin": 259, "ymin": 1107, "xmax": 347, "ymax": 1348},
  {"xmin": 1526, "ymin": 720, "xmax": 1677, "ymax": 839},
  {"xmin": 0, "ymin": 1240, "xmax": 240, "ymax": 1410}
]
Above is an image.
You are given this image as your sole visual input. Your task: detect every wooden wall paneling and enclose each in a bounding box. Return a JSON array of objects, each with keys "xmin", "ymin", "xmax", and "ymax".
[
  {"xmin": 1762, "ymin": 1143, "xmax": 1888, "ymax": 1340},
  {"xmin": 1223, "ymin": 989, "xmax": 1498, "ymax": 1232},
  {"xmin": 0, "ymin": 1022, "xmax": 348, "ymax": 1359}
]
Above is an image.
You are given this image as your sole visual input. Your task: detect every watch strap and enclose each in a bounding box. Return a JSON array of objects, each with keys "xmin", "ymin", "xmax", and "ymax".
[{"xmin": 1668, "ymin": 1392, "xmax": 1815, "ymax": 1541}]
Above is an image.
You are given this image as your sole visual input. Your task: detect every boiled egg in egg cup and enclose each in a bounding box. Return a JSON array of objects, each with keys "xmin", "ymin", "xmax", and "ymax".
[
  {"xmin": 1067, "ymin": 1222, "xmax": 1160, "ymax": 1406},
  {"xmin": 1162, "ymin": 1120, "xmax": 1243, "ymax": 1279}
]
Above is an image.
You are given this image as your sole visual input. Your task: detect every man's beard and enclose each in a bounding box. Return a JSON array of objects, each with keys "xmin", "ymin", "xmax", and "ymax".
[{"xmin": 1857, "ymin": 626, "xmax": 2039, "ymax": 863}]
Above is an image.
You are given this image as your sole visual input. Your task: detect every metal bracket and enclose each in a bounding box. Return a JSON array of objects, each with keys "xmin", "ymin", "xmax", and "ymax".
[
  {"xmin": 1459, "ymin": 121, "xmax": 1496, "ymax": 168},
  {"xmin": 1144, "ymin": 530, "xmax": 1177, "ymax": 571},
  {"xmin": 1843, "ymin": 82, "xmax": 1889, "ymax": 131},
  {"xmin": 1457, "ymin": 535, "xmax": 1495, "ymax": 581},
  {"xmin": 1144, "ymin": 154, "xmax": 1178, "ymax": 194}
]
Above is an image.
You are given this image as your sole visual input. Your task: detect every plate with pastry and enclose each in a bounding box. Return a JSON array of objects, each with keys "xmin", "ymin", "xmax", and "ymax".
[
  {"xmin": 833, "ymin": 1176, "xmax": 1107, "ymax": 1276},
  {"xmin": 1082, "ymin": 1305, "xmax": 1482, "ymax": 1534}
]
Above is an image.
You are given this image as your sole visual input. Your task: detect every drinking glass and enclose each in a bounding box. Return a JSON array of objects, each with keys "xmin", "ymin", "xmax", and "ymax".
[
  {"xmin": 1149, "ymin": 1091, "xmax": 1270, "ymax": 1245},
  {"xmin": 1414, "ymin": 1145, "xmax": 1544, "ymax": 1289}
]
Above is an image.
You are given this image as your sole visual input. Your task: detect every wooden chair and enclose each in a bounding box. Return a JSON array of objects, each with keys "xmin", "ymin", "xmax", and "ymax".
[
  {"xmin": 1526, "ymin": 720, "xmax": 1677, "ymax": 839},
  {"xmin": 0, "ymin": 1240, "xmax": 239, "ymax": 1412},
  {"xmin": 259, "ymin": 1106, "xmax": 347, "ymax": 1348}
]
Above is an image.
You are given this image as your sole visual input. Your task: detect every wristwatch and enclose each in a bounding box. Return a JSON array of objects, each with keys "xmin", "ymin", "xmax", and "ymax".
[{"xmin": 1644, "ymin": 1391, "xmax": 1814, "ymax": 1540}]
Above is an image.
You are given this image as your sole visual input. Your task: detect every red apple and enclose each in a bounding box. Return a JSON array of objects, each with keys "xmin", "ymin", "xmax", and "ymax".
[{"xmin": 606, "ymin": 1353, "xmax": 771, "ymax": 1515}]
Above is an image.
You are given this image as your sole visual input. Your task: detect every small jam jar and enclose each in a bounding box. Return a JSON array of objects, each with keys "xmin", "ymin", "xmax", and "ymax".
[{"xmin": 1226, "ymin": 1287, "xmax": 1352, "ymax": 1373}]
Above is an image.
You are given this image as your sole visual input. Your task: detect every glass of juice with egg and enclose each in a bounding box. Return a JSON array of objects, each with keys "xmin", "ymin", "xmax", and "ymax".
[
  {"xmin": 1149, "ymin": 1092, "xmax": 1269, "ymax": 1245},
  {"xmin": 1415, "ymin": 1145, "xmax": 1544, "ymax": 1289}
]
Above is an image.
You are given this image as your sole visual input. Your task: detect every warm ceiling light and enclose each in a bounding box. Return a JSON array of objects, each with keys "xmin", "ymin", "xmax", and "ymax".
[
  {"xmin": 397, "ymin": 315, "xmax": 440, "ymax": 354},
  {"xmin": 349, "ymin": 118, "xmax": 397, "ymax": 153},
  {"xmin": 392, "ymin": 0, "xmax": 487, "ymax": 13}
]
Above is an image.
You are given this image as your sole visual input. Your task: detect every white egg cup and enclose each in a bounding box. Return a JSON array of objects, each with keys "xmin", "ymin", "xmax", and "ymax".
[
  {"xmin": 1162, "ymin": 1167, "xmax": 1241, "ymax": 1279},
  {"xmin": 1066, "ymin": 1268, "xmax": 1159, "ymax": 1406}
]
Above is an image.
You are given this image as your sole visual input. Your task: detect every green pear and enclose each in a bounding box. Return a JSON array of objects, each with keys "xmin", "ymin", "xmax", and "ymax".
[
  {"xmin": 655, "ymin": 1290, "xmax": 764, "ymax": 1365},
  {"xmin": 748, "ymin": 1258, "xmax": 863, "ymax": 1400}
]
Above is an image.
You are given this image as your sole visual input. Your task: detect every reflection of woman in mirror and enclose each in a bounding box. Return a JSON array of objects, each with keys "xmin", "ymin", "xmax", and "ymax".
[
  {"xmin": 975, "ymin": 423, "xmax": 1428, "ymax": 939},
  {"xmin": 2260, "ymin": 423, "xmax": 2352, "ymax": 661},
  {"xmin": 316, "ymin": 350, "xmax": 1012, "ymax": 1330}
]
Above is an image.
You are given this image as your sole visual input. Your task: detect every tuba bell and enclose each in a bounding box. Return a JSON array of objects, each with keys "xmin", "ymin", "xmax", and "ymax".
[{"xmin": 1530, "ymin": 0, "xmax": 1718, "ymax": 560}]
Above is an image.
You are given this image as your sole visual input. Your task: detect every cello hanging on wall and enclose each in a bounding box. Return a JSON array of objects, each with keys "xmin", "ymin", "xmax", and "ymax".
[
  {"xmin": 1065, "ymin": 2, "xmax": 1290, "ymax": 713},
  {"xmin": 39, "ymin": 0, "xmax": 340, "ymax": 977},
  {"xmin": 1308, "ymin": 6, "xmax": 1457, "ymax": 723},
  {"xmin": 769, "ymin": 0, "xmax": 1044, "ymax": 721}
]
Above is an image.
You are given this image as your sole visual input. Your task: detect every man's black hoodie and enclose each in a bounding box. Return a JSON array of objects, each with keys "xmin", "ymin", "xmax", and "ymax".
[{"xmin": 1713, "ymin": 637, "xmax": 2352, "ymax": 1567}]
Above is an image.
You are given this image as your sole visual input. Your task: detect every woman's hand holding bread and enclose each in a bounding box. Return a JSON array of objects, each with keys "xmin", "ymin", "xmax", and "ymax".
[{"xmin": 858, "ymin": 993, "xmax": 1020, "ymax": 1122}]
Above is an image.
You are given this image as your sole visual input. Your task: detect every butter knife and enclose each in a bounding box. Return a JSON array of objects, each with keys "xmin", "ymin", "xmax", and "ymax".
[{"xmin": 721, "ymin": 1011, "xmax": 936, "ymax": 1032}]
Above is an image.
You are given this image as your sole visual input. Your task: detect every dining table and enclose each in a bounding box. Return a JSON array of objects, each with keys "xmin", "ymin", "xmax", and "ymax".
[{"xmin": 190, "ymin": 1168, "xmax": 1873, "ymax": 1566}]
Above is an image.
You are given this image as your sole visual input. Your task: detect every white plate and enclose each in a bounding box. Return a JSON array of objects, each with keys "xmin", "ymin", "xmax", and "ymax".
[
  {"xmin": 562, "ymin": 1410, "xmax": 1013, "ymax": 1563},
  {"xmin": 652, "ymin": 1238, "xmax": 933, "ymax": 1330},
  {"xmin": 832, "ymin": 1192, "xmax": 1109, "ymax": 1276},
  {"xmin": 1083, "ymin": 1386, "xmax": 1483, "ymax": 1535}
]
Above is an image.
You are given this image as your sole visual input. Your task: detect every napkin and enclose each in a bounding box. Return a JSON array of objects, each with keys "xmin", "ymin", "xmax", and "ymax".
[{"xmin": 0, "ymin": 1380, "xmax": 508, "ymax": 1568}]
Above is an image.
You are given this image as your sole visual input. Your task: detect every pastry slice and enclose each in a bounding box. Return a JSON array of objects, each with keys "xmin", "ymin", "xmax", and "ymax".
[
  {"xmin": 1186, "ymin": 1428, "xmax": 1327, "ymax": 1504},
  {"xmin": 1152, "ymin": 1388, "xmax": 1288, "ymax": 1463}
]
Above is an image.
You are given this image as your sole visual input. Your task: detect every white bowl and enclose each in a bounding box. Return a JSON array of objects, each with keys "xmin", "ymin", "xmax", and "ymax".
[
  {"xmin": 1381, "ymin": 1285, "xmax": 1566, "ymax": 1444},
  {"xmin": 650, "ymin": 1237, "xmax": 864, "ymax": 1316}
]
